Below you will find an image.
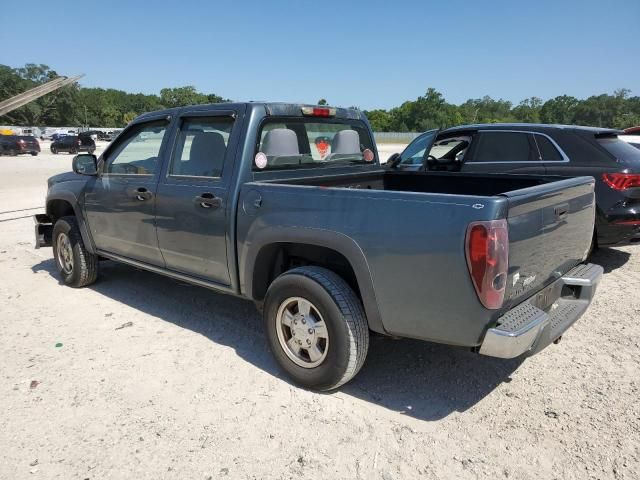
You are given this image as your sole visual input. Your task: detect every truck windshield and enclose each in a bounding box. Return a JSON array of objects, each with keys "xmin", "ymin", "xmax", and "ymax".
[{"xmin": 255, "ymin": 118, "xmax": 376, "ymax": 171}]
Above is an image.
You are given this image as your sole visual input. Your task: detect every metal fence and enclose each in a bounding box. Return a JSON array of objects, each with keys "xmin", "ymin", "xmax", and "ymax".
[{"xmin": 373, "ymin": 132, "xmax": 421, "ymax": 144}]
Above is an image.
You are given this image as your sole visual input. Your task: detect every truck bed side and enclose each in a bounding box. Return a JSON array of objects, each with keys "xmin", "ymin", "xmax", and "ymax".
[
  {"xmin": 236, "ymin": 174, "xmax": 595, "ymax": 347},
  {"xmin": 237, "ymin": 182, "xmax": 509, "ymax": 346}
]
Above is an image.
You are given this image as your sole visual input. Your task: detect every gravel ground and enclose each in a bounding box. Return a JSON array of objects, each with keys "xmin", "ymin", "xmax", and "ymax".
[{"xmin": 0, "ymin": 145, "xmax": 638, "ymax": 479}]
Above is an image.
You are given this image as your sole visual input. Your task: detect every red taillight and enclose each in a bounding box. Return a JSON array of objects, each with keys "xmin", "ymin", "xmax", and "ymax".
[
  {"xmin": 301, "ymin": 106, "xmax": 336, "ymax": 117},
  {"xmin": 602, "ymin": 173, "xmax": 640, "ymax": 190},
  {"xmin": 612, "ymin": 219, "xmax": 640, "ymax": 226},
  {"xmin": 465, "ymin": 219, "xmax": 509, "ymax": 310}
]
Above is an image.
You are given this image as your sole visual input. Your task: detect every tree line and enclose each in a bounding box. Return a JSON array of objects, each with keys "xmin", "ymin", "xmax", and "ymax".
[
  {"xmin": 364, "ymin": 88, "xmax": 640, "ymax": 132},
  {"xmin": 1, "ymin": 63, "xmax": 639, "ymax": 131}
]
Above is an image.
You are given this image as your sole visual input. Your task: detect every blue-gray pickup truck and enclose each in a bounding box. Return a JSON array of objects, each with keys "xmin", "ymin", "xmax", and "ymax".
[{"xmin": 34, "ymin": 102, "xmax": 603, "ymax": 390}]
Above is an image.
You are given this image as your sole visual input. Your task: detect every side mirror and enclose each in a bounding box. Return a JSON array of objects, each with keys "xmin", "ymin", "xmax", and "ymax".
[
  {"xmin": 386, "ymin": 152, "xmax": 401, "ymax": 168},
  {"xmin": 72, "ymin": 154, "xmax": 98, "ymax": 175}
]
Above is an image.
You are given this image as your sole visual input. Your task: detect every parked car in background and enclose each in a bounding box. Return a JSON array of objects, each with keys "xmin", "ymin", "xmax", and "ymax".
[
  {"xmin": 50, "ymin": 135, "xmax": 96, "ymax": 154},
  {"xmin": 96, "ymin": 131, "xmax": 111, "ymax": 141},
  {"xmin": 79, "ymin": 131, "xmax": 99, "ymax": 144},
  {"xmin": 0, "ymin": 135, "xmax": 41, "ymax": 156},
  {"xmin": 51, "ymin": 133, "xmax": 68, "ymax": 141},
  {"xmin": 17, "ymin": 128, "xmax": 36, "ymax": 136},
  {"xmin": 388, "ymin": 124, "xmax": 640, "ymax": 249},
  {"xmin": 34, "ymin": 103, "xmax": 602, "ymax": 390},
  {"xmin": 622, "ymin": 126, "xmax": 640, "ymax": 150}
]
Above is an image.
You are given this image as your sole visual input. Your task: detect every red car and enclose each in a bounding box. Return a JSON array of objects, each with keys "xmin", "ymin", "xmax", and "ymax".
[{"xmin": 0, "ymin": 135, "xmax": 41, "ymax": 156}]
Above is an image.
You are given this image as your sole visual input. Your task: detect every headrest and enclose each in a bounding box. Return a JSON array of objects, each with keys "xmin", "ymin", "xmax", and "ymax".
[
  {"xmin": 261, "ymin": 128, "xmax": 299, "ymax": 156},
  {"xmin": 190, "ymin": 131, "xmax": 226, "ymax": 162},
  {"xmin": 331, "ymin": 130, "xmax": 360, "ymax": 154}
]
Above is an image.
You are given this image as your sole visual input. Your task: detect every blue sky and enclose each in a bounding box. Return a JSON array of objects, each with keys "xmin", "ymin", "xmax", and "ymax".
[{"xmin": 2, "ymin": 0, "xmax": 638, "ymax": 110}]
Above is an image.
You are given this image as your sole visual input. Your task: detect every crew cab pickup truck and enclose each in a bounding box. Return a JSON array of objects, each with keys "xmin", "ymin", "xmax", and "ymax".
[{"xmin": 34, "ymin": 102, "xmax": 603, "ymax": 390}]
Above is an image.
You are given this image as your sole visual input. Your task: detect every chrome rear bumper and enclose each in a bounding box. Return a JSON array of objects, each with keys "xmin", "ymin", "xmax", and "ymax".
[{"xmin": 479, "ymin": 263, "xmax": 603, "ymax": 359}]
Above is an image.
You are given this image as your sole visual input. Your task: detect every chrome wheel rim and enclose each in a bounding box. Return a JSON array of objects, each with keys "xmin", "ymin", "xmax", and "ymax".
[
  {"xmin": 56, "ymin": 232, "xmax": 73, "ymax": 274},
  {"xmin": 276, "ymin": 297, "xmax": 329, "ymax": 368}
]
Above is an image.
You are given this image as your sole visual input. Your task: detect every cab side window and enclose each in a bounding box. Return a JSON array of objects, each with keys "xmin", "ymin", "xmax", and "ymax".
[{"xmin": 105, "ymin": 121, "xmax": 168, "ymax": 175}]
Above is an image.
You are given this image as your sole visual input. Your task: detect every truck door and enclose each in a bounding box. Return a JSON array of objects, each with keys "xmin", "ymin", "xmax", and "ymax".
[
  {"xmin": 83, "ymin": 116, "xmax": 171, "ymax": 266},
  {"xmin": 154, "ymin": 108, "xmax": 243, "ymax": 286},
  {"xmin": 461, "ymin": 131, "xmax": 546, "ymax": 174}
]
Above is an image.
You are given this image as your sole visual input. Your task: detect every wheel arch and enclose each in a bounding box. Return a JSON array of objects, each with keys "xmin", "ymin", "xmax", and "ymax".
[
  {"xmin": 242, "ymin": 227, "xmax": 386, "ymax": 334},
  {"xmin": 46, "ymin": 192, "xmax": 96, "ymax": 254}
]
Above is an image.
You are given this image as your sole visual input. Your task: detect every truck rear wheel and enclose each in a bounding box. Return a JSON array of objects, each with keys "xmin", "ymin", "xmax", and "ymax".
[
  {"xmin": 52, "ymin": 216, "xmax": 98, "ymax": 288},
  {"xmin": 263, "ymin": 266, "xmax": 369, "ymax": 390}
]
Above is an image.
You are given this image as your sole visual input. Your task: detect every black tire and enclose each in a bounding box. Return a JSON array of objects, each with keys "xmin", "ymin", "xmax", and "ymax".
[
  {"xmin": 31, "ymin": 151, "xmax": 38, "ymax": 156},
  {"xmin": 52, "ymin": 216, "xmax": 98, "ymax": 288},
  {"xmin": 263, "ymin": 266, "xmax": 369, "ymax": 390},
  {"xmin": 51, "ymin": 147, "xmax": 58, "ymax": 154}
]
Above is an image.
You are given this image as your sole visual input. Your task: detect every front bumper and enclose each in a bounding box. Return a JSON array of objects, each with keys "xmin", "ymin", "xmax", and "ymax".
[
  {"xmin": 34, "ymin": 214, "xmax": 53, "ymax": 249},
  {"xmin": 479, "ymin": 263, "xmax": 603, "ymax": 359}
]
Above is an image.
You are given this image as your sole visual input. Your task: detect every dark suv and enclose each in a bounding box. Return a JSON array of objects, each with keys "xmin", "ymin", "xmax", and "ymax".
[
  {"xmin": 50, "ymin": 135, "xmax": 96, "ymax": 154},
  {"xmin": 0, "ymin": 135, "xmax": 41, "ymax": 156},
  {"xmin": 390, "ymin": 124, "xmax": 640, "ymax": 248}
]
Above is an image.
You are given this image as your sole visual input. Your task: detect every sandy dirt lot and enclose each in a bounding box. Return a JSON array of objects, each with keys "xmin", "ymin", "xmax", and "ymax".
[{"xmin": 0, "ymin": 144, "xmax": 638, "ymax": 479}]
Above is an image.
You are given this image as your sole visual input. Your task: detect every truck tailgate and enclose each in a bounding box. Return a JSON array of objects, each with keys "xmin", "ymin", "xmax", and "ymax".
[{"xmin": 502, "ymin": 176, "xmax": 596, "ymax": 309}]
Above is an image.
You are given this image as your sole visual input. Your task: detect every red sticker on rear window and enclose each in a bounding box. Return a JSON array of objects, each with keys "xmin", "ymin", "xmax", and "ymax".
[{"xmin": 315, "ymin": 136, "xmax": 330, "ymax": 159}]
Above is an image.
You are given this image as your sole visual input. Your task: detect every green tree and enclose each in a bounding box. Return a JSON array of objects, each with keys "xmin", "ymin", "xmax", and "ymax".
[
  {"xmin": 459, "ymin": 96, "xmax": 514, "ymax": 124},
  {"xmin": 206, "ymin": 93, "xmax": 225, "ymax": 104},
  {"xmin": 160, "ymin": 86, "xmax": 208, "ymax": 108},
  {"xmin": 317, "ymin": 98, "xmax": 327, "ymax": 105},
  {"xmin": 364, "ymin": 109, "xmax": 392, "ymax": 131},
  {"xmin": 512, "ymin": 97, "xmax": 543, "ymax": 123},
  {"xmin": 540, "ymin": 95, "xmax": 579, "ymax": 124}
]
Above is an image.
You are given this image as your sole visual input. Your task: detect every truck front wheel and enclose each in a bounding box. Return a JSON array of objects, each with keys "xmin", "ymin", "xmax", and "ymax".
[
  {"xmin": 52, "ymin": 216, "xmax": 98, "ymax": 288},
  {"xmin": 263, "ymin": 266, "xmax": 369, "ymax": 390}
]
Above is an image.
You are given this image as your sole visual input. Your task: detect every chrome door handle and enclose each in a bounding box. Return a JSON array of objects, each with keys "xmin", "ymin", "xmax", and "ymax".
[
  {"xmin": 194, "ymin": 193, "xmax": 222, "ymax": 209},
  {"xmin": 133, "ymin": 187, "xmax": 152, "ymax": 201}
]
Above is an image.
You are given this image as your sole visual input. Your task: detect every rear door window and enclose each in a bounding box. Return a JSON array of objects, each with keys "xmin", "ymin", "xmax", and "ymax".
[
  {"xmin": 598, "ymin": 136, "xmax": 640, "ymax": 166},
  {"xmin": 470, "ymin": 132, "xmax": 537, "ymax": 162},
  {"xmin": 169, "ymin": 117, "xmax": 233, "ymax": 178}
]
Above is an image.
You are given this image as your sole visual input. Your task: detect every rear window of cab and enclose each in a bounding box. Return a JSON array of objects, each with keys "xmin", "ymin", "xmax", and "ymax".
[{"xmin": 254, "ymin": 118, "xmax": 376, "ymax": 171}]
